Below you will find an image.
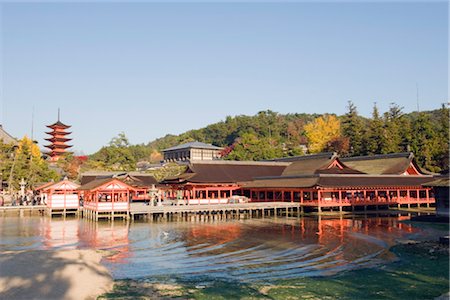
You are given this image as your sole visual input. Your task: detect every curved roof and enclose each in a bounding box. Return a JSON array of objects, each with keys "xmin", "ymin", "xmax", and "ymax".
[
  {"xmin": 163, "ymin": 141, "xmax": 224, "ymax": 152},
  {"xmin": 80, "ymin": 172, "xmax": 159, "ymax": 187},
  {"xmin": 341, "ymin": 152, "xmax": 426, "ymax": 175},
  {"xmin": 280, "ymin": 153, "xmax": 362, "ymax": 176},
  {"xmin": 46, "ymin": 120, "xmax": 71, "ymax": 129},
  {"xmin": 162, "ymin": 161, "xmax": 289, "ymax": 184}
]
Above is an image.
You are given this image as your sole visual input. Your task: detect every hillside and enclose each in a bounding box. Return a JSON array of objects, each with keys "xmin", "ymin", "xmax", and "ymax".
[{"xmin": 88, "ymin": 104, "xmax": 449, "ymax": 173}]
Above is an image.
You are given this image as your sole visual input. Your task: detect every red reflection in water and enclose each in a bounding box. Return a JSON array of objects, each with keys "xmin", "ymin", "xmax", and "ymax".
[
  {"xmin": 79, "ymin": 222, "xmax": 131, "ymax": 263},
  {"xmin": 187, "ymin": 224, "xmax": 242, "ymax": 246},
  {"xmin": 39, "ymin": 219, "xmax": 131, "ymax": 263}
]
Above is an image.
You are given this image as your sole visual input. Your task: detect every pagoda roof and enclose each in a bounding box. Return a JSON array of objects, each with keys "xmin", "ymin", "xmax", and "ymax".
[
  {"xmin": 45, "ymin": 137, "xmax": 72, "ymax": 142},
  {"xmin": 46, "ymin": 121, "xmax": 71, "ymax": 129},
  {"xmin": 44, "ymin": 144, "xmax": 73, "ymax": 150},
  {"xmin": 45, "ymin": 131, "xmax": 72, "ymax": 135},
  {"xmin": 47, "ymin": 150, "xmax": 72, "ymax": 156}
]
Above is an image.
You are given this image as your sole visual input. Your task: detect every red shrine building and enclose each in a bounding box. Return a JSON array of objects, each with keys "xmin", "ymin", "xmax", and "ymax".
[
  {"xmin": 162, "ymin": 152, "xmax": 437, "ymax": 211},
  {"xmin": 44, "ymin": 117, "xmax": 73, "ymax": 161}
]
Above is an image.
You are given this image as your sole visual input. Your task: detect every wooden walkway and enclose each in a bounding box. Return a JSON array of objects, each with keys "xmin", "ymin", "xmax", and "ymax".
[
  {"xmin": 130, "ymin": 202, "xmax": 300, "ymax": 219},
  {"xmin": 0, "ymin": 205, "xmax": 47, "ymax": 217}
]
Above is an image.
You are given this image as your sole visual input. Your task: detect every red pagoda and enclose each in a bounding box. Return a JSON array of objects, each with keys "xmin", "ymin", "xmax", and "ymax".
[{"xmin": 45, "ymin": 112, "xmax": 72, "ymax": 161}]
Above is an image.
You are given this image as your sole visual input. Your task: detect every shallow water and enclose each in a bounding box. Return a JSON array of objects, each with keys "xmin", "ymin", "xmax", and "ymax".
[{"xmin": 0, "ymin": 215, "xmax": 443, "ymax": 284}]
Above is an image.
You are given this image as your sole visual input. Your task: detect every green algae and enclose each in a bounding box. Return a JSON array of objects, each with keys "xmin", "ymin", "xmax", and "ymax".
[{"xmin": 99, "ymin": 240, "xmax": 449, "ymax": 300}]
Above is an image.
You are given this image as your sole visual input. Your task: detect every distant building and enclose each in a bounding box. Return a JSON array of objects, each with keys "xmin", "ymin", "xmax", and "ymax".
[
  {"xmin": 0, "ymin": 125, "xmax": 17, "ymax": 145},
  {"xmin": 162, "ymin": 141, "xmax": 224, "ymax": 162}
]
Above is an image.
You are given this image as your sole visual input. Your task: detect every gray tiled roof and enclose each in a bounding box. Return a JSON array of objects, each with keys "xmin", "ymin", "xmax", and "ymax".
[
  {"xmin": 163, "ymin": 141, "xmax": 224, "ymax": 152},
  {"xmin": 0, "ymin": 125, "xmax": 17, "ymax": 145}
]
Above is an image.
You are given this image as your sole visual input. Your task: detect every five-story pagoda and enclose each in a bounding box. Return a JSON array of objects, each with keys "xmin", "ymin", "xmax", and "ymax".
[{"xmin": 45, "ymin": 112, "xmax": 72, "ymax": 161}]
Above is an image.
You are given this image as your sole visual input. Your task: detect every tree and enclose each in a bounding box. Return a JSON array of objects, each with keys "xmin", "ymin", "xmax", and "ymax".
[
  {"xmin": 381, "ymin": 103, "xmax": 407, "ymax": 154},
  {"xmin": 89, "ymin": 133, "xmax": 136, "ymax": 171},
  {"xmin": 433, "ymin": 104, "xmax": 450, "ymax": 172},
  {"xmin": 5, "ymin": 136, "xmax": 59, "ymax": 190},
  {"xmin": 109, "ymin": 132, "xmax": 131, "ymax": 148},
  {"xmin": 341, "ymin": 101, "xmax": 364, "ymax": 155},
  {"xmin": 364, "ymin": 103, "xmax": 384, "ymax": 155},
  {"xmin": 226, "ymin": 133, "xmax": 284, "ymax": 161},
  {"xmin": 304, "ymin": 115, "xmax": 341, "ymax": 153},
  {"xmin": 409, "ymin": 112, "xmax": 438, "ymax": 172},
  {"xmin": 57, "ymin": 153, "xmax": 85, "ymax": 180}
]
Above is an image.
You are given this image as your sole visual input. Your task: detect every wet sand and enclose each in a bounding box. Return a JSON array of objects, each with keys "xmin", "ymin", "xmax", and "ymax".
[{"xmin": 0, "ymin": 249, "xmax": 113, "ymax": 300}]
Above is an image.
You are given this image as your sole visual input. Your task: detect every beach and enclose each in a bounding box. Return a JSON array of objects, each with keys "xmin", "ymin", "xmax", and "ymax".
[{"xmin": 0, "ymin": 249, "xmax": 113, "ymax": 300}]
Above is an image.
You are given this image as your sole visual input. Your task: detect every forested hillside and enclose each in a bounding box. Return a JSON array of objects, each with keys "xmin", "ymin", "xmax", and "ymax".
[{"xmin": 88, "ymin": 103, "xmax": 449, "ymax": 173}]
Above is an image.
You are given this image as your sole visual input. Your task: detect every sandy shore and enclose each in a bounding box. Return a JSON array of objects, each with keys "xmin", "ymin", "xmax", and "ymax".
[{"xmin": 0, "ymin": 249, "xmax": 113, "ymax": 300}]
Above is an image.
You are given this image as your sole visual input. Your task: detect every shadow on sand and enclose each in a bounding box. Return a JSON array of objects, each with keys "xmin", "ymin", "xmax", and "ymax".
[{"xmin": 0, "ymin": 249, "xmax": 112, "ymax": 300}]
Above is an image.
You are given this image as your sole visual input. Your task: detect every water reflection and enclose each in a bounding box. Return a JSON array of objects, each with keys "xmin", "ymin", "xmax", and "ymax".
[{"xmin": 0, "ymin": 215, "xmax": 436, "ymax": 283}]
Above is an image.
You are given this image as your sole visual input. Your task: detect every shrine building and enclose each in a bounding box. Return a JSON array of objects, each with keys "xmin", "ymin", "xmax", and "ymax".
[
  {"xmin": 162, "ymin": 152, "xmax": 437, "ymax": 211},
  {"xmin": 162, "ymin": 141, "xmax": 224, "ymax": 162}
]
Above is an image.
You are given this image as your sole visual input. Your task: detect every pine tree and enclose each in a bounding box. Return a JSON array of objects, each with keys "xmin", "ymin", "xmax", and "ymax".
[
  {"xmin": 410, "ymin": 113, "xmax": 438, "ymax": 172},
  {"xmin": 341, "ymin": 101, "xmax": 364, "ymax": 156},
  {"xmin": 364, "ymin": 103, "xmax": 384, "ymax": 155},
  {"xmin": 434, "ymin": 104, "xmax": 450, "ymax": 172},
  {"xmin": 381, "ymin": 103, "xmax": 405, "ymax": 153}
]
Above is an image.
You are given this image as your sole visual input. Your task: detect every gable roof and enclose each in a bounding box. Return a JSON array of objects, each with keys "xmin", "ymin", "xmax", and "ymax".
[
  {"xmin": 80, "ymin": 172, "xmax": 159, "ymax": 187},
  {"xmin": 162, "ymin": 141, "xmax": 224, "ymax": 152},
  {"xmin": 35, "ymin": 181, "xmax": 55, "ymax": 191},
  {"xmin": 341, "ymin": 152, "xmax": 426, "ymax": 175},
  {"xmin": 278, "ymin": 152, "xmax": 363, "ymax": 176},
  {"xmin": 40, "ymin": 180, "xmax": 80, "ymax": 191},
  {"xmin": 0, "ymin": 125, "xmax": 17, "ymax": 145},
  {"xmin": 161, "ymin": 160, "xmax": 289, "ymax": 184},
  {"xmin": 78, "ymin": 178, "xmax": 137, "ymax": 191}
]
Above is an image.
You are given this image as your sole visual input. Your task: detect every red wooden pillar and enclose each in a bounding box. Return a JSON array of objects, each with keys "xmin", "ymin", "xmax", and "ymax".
[
  {"xmin": 416, "ymin": 189, "xmax": 420, "ymax": 202},
  {"xmin": 300, "ymin": 190, "xmax": 303, "ymax": 204},
  {"xmin": 426, "ymin": 189, "xmax": 429, "ymax": 202},
  {"xmin": 291, "ymin": 191, "xmax": 294, "ymax": 203}
]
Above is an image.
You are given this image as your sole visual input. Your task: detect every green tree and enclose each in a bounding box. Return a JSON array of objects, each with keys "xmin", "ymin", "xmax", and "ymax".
[
  {"xmin": 433, "ymin": 104, "xmax": 450, "ymax": 172},
  {"xmin": 226, "ymin": 133, "xmax": 284, "ymax": 161},
  {"xmin": 364, "ymin": 103, "xmax": 384, "ymax": 155},
  {"xmin": 381, "ymin": 103, "xmax": 406, "ymax": 153},
  {"xmin": 89, "ymin": 133, "xmax": 136, "ymax": 171},
  {"xmin": 410, "ymin": 113, "xmax": 439, "ymax": 172},
  {"xmin": 341, "ymin": 101, "xmax": 365, "ymax": 156}
]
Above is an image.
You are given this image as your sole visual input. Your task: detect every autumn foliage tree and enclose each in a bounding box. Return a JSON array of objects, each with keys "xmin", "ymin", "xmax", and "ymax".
[
  {"xmin": 3, "ymin": 136, "xmax": 59, "ymax": 190},
  {"xmin": 304, "ymin": 115, "xmax": 341, "ymax": 153}
]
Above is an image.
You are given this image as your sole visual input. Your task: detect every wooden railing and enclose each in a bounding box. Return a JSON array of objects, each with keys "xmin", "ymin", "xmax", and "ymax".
[{"xmin": 251, "ymin": 197, "xmax": 435, "ymax": 206}]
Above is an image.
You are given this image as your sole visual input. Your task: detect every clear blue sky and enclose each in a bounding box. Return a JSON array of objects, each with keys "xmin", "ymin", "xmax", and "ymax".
[{"xmin": 0, "ymin": 1, "xmax": 448, "ymax": 154}]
